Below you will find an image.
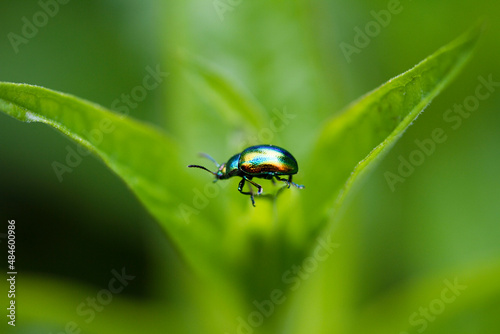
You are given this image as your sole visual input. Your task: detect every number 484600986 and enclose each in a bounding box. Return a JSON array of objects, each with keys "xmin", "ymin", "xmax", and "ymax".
[{"xmin": 7, "ymin": 220, "xmax": 15, "ymax": 270}]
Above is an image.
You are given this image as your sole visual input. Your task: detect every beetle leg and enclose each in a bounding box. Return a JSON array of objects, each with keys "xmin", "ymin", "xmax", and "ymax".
[
  {"xmin": 288, "ymin": 175, "xmax": 305, "ymax": 189},
  {"xmin": 237, "ymin": 178, "xmax": 247, "ymax": 193},
  {"xmin": 238, "ymin": 178, "xmax": 256, "ymax": 207},
  {"xmin": 244, "ymin": 176, "xmax": 263, "ymax": 195},
  {"xmin": 275, "ymin": 175, "xmax": 291, "ymax": 188},
  {"xmin": 275, "ymin": 175, "xmax": 304, "ymax": 189}
]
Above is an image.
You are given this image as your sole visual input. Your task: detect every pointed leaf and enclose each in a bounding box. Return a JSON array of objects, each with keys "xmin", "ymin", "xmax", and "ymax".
[
  {"xmin": 0, "ymin": 83, "xmax": 225, "ymax": 275},
  {"xmin": 303, "ymin": 25, "xmax": 481, "ymax": 231}
]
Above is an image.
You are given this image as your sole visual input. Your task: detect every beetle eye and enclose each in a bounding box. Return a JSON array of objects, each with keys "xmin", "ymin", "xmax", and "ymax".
[{"xmin": 219, "ymin": 164, "xmax": 226, "ymax": 174}]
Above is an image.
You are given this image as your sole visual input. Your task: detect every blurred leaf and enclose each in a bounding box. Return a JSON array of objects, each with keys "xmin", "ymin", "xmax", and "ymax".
[
  {"xmin": 16, "ymin": 274, "xmax": 177, "ymax": 334},
  {"xmin": 0, "ymin": 83, "xmax": 177, "ymax": 211},
  {"xmin": 180, "ymin": 51, "xmax": 268, "ymax": 130},
  {"xmin": 304, "ymin": 25, "xmax": 481, "ymax": 234},
  {"xmin": 353, "ymin": 261, "xmax": 500, "ymax": 334},
  {"xmin": 0, "ymin": 83, "xmax": 228, "ymax": 279}
]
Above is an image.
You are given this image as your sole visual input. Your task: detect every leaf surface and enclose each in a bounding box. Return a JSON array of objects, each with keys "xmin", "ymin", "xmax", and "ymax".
[
  {"xmin": 303, "ymin": 25, "xmax": 481, "ymax": 233},
  {"xmin": 0, "ymin": 83, "xmax": 224, "ymax": 275}
]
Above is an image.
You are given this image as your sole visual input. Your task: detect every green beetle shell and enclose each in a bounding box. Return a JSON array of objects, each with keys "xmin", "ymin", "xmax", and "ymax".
[{"xmin": 238, "ymin": 145, "xmax": 299, "ymax": 176}]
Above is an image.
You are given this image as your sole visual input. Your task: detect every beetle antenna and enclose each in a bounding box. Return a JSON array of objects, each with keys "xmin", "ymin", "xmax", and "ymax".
[
  {"xmin": 198, "ymin": 153, "xmax": 220, "ymax": 167},
  {"xmin": 187, "ymin": 164, "xmax": 217, "ymax": 176}
]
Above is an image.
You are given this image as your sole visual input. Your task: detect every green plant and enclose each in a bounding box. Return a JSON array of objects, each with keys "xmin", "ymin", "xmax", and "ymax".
[{"xmin": 1, "ymin": 25, "xmax": 496, "ymax": 334}]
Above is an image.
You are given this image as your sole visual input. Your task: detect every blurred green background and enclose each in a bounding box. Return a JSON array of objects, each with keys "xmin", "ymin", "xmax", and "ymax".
[{"xmin": 1, "ymin": 0, "xmax": 499, "ymax": 333}]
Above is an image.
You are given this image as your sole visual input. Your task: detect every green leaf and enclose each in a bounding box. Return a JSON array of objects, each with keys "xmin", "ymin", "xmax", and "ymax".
[
  {"xmin": 303, "ymin": 25, "xmax": 482, "ymax": 233},
  {"xmin": 0, "ymin": 83, "xmax": 225, "ymax": 277},
  {"xmin": 352, "ymin": 261, "xmax": 500, "ymax": 334},
  {"xmin": 179, "ymin": 51, "xmax": 268, "ymax": 131}
]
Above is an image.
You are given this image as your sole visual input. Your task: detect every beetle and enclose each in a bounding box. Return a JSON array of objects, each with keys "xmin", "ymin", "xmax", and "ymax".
[{"xmin": 188, "ymin": 145, "xmax": 304, "ymax": 206}]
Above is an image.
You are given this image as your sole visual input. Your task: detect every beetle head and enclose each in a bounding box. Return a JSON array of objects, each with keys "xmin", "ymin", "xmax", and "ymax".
[{"xmin": 188, "ymin": 153, "xmax": 226, "ymax": 181}]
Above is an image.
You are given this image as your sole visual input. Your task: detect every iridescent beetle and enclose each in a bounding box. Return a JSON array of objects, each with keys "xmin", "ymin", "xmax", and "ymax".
[{"xmin": 188, "ymin": 145, "xmax": 304, "ymax": 206}]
